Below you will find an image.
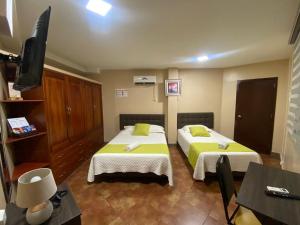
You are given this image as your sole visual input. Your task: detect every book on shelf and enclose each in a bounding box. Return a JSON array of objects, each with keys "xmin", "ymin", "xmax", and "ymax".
[{"xmin": 7, "ymin": 117, "xmax": 37, "ymax": 137}]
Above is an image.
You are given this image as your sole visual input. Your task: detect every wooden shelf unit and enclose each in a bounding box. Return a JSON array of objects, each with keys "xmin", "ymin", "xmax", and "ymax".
[
  {"xmin": 0, "ymin": 66, "xmax": 104, "ymax": 184},
  {"xmin": 0, "ymin": 100, "xmax": 44, "ymax": 103},
  {"xmin": 3, "ymin": 131, "xmax": 47, "ymax": 144},
  {"xmin": 12, "ymin": 162, "xmax": 50, "ymax": 182},
  {"xmin": 0, "ymin": 64, "xmax": 50, "ymax": 183}
]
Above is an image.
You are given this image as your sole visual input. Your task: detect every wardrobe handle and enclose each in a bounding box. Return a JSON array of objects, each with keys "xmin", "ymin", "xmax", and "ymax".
[{"xmin": 66, "ymin": 106, "xmax": 72, "ymax": 114}]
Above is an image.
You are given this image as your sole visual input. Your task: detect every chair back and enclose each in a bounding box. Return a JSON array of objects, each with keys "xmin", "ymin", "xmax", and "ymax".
[{"xmin": 216, "ymin": 155, "xmax": 237, "ymax": 223}]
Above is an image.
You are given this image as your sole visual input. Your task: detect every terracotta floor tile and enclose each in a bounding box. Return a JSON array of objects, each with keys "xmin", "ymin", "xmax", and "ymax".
[
  {"xmin": 65, "ymin": 146, "xmax": 280, "ymax": 225},
  {"xmin": 173, "ymin": 200, "xmax": 209, "ymax": 225},
  {"xmin": 203, "ymin": 216, "xmax": 226, "ymax": 225}
]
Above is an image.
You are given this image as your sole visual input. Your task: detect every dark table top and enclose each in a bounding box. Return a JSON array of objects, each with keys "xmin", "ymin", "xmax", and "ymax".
[
  {"xmin": 237, "ymin": 162, "xmax": 300, "ymax": 225},
  {"xmin": 6, "ymin": 184, "xmax": 81, "ymax": 225}
]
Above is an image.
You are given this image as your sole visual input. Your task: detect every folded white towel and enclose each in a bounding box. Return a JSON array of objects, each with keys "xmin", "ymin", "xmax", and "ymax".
[
  {"xmin": 125, "ymin": 142, "xmax": 140, "ymax": 152},
  {"xmin": 217, "ymin": 139, "xmax": 229, "ymax": 149}
]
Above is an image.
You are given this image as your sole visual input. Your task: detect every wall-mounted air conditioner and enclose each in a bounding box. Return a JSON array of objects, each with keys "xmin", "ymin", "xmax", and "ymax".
[{"xmin": 133, "ymin": 76, "xmax": 156, "ymax": 85}]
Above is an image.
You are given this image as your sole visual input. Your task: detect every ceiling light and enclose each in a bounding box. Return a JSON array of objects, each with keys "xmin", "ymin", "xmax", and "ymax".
[
  {"xmin": 86, "ymin": 0, "xmax": 112, "ymax": 16},
  {"xmin": 197, "ymin": 55, "xmax": 209, "ymax": 62}
]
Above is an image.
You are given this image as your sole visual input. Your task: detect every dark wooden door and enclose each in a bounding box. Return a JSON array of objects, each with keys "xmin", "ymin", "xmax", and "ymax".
[
  {"xmin": 44, "ymin": 71, "xmax": 69, "ymax": 148},
  {"xmin": 66, "ymin": 77, "xmax": 86, "ymax": 141},
  {"xmin": 234, "ymin": 78, "xmax": 277, "ymax": 154},
  {"xmin": 84, "ymin": 82, "xmax": 94, "ymax": 132},
  {"xmin": 92, "ymin": 84, "xmax": 103, "ymax": 128}
]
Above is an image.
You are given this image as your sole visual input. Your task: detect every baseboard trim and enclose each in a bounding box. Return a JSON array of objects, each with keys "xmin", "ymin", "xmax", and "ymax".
[
  {"xmin": 168, "ymin": 144, "xmax": 177, "ymax": 147},
  {"xmin": 271, "ymin": 152, "xmax": 280, "ymax": 160}
]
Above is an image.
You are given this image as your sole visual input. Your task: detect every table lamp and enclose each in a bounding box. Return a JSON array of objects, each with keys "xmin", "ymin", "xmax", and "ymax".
[{"xmin": 16, "ymin": 168, "xmax": 57, "ymax": 225}]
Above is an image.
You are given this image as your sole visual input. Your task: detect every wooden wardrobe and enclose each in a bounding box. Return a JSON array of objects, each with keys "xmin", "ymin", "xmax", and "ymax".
[{"xmin": 20, "ymin": 68, "xmax": 104, "ymax": 183}]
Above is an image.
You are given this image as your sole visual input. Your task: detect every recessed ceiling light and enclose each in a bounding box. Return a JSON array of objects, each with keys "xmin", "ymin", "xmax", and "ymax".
[
  {"xmin": 197, "ymin": 55, "xmax": 209, "ymax": 62},
  {"xmin": 86, "ymin": 0, "xmax": 112, "ymax": 16}
]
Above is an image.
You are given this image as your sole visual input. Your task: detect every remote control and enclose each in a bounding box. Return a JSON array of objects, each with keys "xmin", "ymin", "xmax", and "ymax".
[
  {"xmin": 265, "ymin": 186, "xmax": 300, "ymax": 200},
  {"xmin": 266, "ymin": 186, "xmax": 289, "ymax": 194}
]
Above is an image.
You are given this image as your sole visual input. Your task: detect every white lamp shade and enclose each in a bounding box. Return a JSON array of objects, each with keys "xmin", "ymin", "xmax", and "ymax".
[{"xmin": 16, "ymin": 168, "xmax": 57, "ymax": 208}]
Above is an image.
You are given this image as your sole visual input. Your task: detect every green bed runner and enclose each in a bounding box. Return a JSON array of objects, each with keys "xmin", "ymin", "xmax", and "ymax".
[
  {"xmin": 188, "ymin": 142, "xmax": 254, "ymax": 169},
  {"xmin": 96, "ymin": 144, "xmax": 169, "ymax": 155}
]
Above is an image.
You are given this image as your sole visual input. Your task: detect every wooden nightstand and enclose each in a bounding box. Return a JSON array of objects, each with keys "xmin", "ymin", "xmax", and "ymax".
[{"xmin": 5, "ymin": 184, "xmax": 81, "ymax": 225}]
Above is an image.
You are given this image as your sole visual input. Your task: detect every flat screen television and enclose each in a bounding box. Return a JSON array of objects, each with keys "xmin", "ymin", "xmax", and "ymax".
[{"xmin": 13, "ymin": 6, "xmax": 51, "ymax": 91}]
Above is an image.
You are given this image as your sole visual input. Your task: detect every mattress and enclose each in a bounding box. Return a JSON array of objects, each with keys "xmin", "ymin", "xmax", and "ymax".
[
  {"xmin": 87, "ymin": 129, "xmax": 173, "ymax": 186},
  {"xmin": 177, "ymin": 128, "xmax": 262, "ymax": 180}
]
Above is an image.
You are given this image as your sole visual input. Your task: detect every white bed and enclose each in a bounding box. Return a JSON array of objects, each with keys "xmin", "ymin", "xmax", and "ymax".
[
  {"xmin": 177, "ymin": 128, "xmax": 262, "ymax": 180},
  {"xmin": 88, "ymin": 128, "xmax": 173, "ymax": 186}
]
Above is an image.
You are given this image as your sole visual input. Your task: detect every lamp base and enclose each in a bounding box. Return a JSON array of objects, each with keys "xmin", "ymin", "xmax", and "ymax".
[{"xmin": 26, "ymin": 200, "xmax": 53, "ymax": 225}]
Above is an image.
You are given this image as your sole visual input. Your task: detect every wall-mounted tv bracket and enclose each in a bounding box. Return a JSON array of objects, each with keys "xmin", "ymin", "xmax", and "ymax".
[
  {"xmin": 0, "ymin": 53, "xmax": 21, "ymax": 65},
  {"xmin": 0, "ymin": 53, "xmax": 22, "ymax": 80}
]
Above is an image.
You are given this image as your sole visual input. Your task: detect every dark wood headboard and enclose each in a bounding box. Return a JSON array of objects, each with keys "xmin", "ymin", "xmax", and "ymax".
[
  {"xmin": 177, "ymin": 113, "xmax": 214, "ymax": 129},
  {"xmin": 120, "ymin": 114, "xmax": 165, "ymax": 130}
]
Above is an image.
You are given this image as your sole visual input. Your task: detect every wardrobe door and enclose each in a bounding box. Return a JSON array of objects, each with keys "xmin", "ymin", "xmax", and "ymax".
[
  {"xmin": 66, "ymin": 77, "xmax": 86, "ymax": 141},
  {"xmin": 84, "ymin": 82, "xmax": 94, "ymax": 132},
  {"xmin": 92, "ymin": 84, "xmax": 103, "ymax": 129},
  {"xmin": 44, "ymin": 71, "xmax": 69, "ymax": 149}
]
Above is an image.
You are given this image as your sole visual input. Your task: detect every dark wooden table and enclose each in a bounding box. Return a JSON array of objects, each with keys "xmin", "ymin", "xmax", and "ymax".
[
  {"xmin": 237, "ymin": 162, "xmax": 300, "ymax": 225},
  {"xmin": 6, "ymin": 184, "xmax": 81, "ymax": 225}
]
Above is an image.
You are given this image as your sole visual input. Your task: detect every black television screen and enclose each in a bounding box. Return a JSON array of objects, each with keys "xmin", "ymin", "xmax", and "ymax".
[{"xmin": 13, "ymin": 7, "xmax": 51, "ymax": 91}]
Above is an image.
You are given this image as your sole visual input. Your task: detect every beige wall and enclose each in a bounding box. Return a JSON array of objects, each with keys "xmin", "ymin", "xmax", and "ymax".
[
  {"xmin": 93, "ymin": 61, "xmax": 289, "ymax": 151},
  {"xmin": 89, "ymin": 70, "xmax": 168, "ymax": 141},
  {"xmin": 220, "ymin": 60, "xmax": 290, "ymax": 154},
  {"xmin": 178, "ymin": 69, "xmax": 224, "ymax": 131},
  {"xmin": 167, "ymin": 69, "xmax": 179, "ymax": 144},
  {"xmin": 93, "ymin": 68, "xmax": 224, "ymax": 143}
]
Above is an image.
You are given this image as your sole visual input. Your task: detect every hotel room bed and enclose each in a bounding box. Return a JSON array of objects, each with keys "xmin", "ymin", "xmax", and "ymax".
[
  {"xmin": 87, "ymin": 114, "xmax": 173, "ymax": 186},
  {"xmin": 177, "ymin": 113, "xmax": 262, "ymax": 181}
]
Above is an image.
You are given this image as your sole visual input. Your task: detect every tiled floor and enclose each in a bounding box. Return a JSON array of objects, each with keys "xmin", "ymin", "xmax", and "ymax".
[{"xmin": 66, "ymin": 146, "xmax": 280, "ymax": 225}]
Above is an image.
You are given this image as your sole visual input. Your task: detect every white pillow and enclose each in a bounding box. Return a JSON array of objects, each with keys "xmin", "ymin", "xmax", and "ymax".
[
  {"xmin": 124, "ymin": 126, "xmax": 134, "ymax": 131},
  {"xmin": 124, "ymin": 125, "xmax": 133, "ymax": 129},
  {"xmin": 150, "ymin": 125, "xmax": 165, "ymax": 133},
  {"xmin": 123, "ymin": 125, "xmax": 165, "ymax": 133},
  {"xmin": 182, "ymin": 124, "xmax": 211, "ymax": 133}
]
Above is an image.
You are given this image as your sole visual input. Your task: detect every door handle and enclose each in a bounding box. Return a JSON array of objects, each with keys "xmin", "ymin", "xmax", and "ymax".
[{"xmin": 237, "ymin": 114, "xmax": 242, "ymax": 118}]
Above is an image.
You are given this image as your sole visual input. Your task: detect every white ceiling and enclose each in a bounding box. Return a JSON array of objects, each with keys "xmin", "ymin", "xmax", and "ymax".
[{"xmin": 1, "ymin": 0, "xmax": 299, "ymax": 72}]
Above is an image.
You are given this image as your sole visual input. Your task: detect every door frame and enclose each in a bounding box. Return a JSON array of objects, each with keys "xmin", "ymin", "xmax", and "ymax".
[{"xmin": 234, "ymin": 77, "xmax": 278, "ymax": 154}]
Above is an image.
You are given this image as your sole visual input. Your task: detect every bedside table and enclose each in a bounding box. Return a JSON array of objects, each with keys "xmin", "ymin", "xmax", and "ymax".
[{"xmin": 5, "ymin": 184, "xmax": 81, "ymax": 225}]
